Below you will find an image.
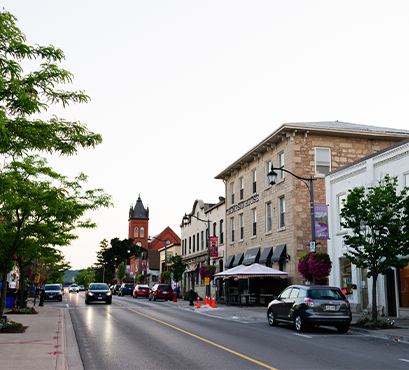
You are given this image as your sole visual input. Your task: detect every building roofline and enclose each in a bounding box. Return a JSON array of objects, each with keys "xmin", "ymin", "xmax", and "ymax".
[{"xmin": 214, "ymin": 121, "xmax": 409, "ymax": 180}]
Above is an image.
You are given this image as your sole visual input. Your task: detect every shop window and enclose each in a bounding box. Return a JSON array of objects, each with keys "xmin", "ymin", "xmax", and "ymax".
[{"xmin": 340, "ymin": 259, "xmax": 353, "ymax": 300}]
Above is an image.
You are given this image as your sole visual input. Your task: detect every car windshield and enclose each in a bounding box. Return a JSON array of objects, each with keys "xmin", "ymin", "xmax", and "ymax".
[
  {"xmin": 45, "ymin": 286, "xmax": 60, "ymax": 291},
  {"xmin": 138, "ymin": 286, "xmax": 149, "ymax": 289},
  {"xmin": 308, "ymin": 288, "xmax": 344, "ymax": 300},
  {"xmin": 89, "ymin": 284, "xmax": 109, "ymax": 290},
  {"xmin": 71, "ymin": 285, "xmax": 78, "ymax": 287}
]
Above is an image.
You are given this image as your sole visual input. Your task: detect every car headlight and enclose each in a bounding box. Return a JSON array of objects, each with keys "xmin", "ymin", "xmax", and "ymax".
[
  {"xmin": 106, "ymin": 292, "xmax": 112, "ymax": 296},
  {"xmin": 88, "ymin": 292, "xmax": 94, "ymax": 296}
]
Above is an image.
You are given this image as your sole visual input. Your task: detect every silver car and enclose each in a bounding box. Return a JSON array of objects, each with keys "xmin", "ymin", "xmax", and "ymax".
[{"xmin": 69, "ymin": 284, "xmax": 79, "ymax": 293}]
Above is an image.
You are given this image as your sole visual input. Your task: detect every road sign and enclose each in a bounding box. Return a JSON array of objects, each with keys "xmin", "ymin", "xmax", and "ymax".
[
  {"xmin": 205, "ymin": 277, "xmax": 210, "ymax": 286},
  {"xmin": 310, "ymin": 241, "xmax": 316, "ymax": 252}
]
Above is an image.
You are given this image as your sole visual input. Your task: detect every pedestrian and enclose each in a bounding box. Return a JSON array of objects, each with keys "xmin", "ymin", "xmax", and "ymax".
[{"xmin": 10, "ymin": 279, "xmax": 16, "ymax": 289}]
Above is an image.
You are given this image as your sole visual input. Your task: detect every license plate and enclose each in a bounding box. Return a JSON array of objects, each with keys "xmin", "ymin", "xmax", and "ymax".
[
  {"xmin": 98, "ymin": 297, "xmax": 102, "ymax": 299},
  {"xmin": 142, "ymin": 290, "xmax": 145, "ymax": 292},
  {"xmin": 326, "ymin": 305, "xmax": 335, "ymax": 311},
  {"xmin": 49, "ymin": 295, "xmax": 54, "ymax": 298},
  {"xmin": 163, "ymin": 291, "xmax": 167, "ymax": 294}
]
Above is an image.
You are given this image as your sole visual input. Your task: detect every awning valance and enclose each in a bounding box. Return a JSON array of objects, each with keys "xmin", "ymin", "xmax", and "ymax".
[
  {"xmin": 232, "ymin": 253, "xmax": 244, "ymax": 267},
  {"xmin": 243, "ymin": 247, "xmax": 260, "ymax": 265},
  {"xmin": 215, "ymin": 263, "xmax": 288, "ymax": 279},
  {"xmin": 259, "ymin": 247, "xmax": 273, "ymax": 264},
  {"xmin": 225, "ymin": 255, "xmax": 235, "ymax": 269},
  {"xmin": 271, "ymin": 244, "xmax": 287, "ymax": 263}
]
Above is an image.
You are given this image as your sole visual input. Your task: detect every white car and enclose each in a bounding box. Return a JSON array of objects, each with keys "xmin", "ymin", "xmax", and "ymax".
[{"xmin": 69, "ymin": 284, "xmax": 79, "ymax": 293}]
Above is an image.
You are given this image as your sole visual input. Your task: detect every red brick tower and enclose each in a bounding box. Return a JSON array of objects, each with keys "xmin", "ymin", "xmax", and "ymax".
[{"xmin": 128, "ymin": 195, "xmax": 149, "ymax": 250}]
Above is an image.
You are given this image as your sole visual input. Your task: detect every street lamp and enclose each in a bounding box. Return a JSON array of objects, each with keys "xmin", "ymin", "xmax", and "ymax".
[
  {"xmin": 267, "ymin": 164, "xmax": 317, "ymax": 251},
  {"xmin": 182, "ymin": 213, "xmax": 211, "ymax": 297}
]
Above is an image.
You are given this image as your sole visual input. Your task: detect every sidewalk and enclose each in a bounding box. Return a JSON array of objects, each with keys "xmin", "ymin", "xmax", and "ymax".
[
  {"xmin": 0, "ymin": 304, "xmax": 65, "ymax": 370},
  {"xmin": 1, "ymin": 301, "xmax": 409, "ymax": 370}
]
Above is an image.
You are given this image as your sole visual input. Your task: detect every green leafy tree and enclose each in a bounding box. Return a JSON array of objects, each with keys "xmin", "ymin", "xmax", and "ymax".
[
  {"xmin": 160, "ymin": 271, "xmax": 171, "ymax": 284},
  {"xmin": 0, "ymin": 11, "xmax": 102, "ymax": 157},
  {"xmin": 117, "ymin": 262, "xmax": 126, "ymax": 283},
  {"xmin": 341, "ymin": 175, "xmax": 409, "ymax": 322},
  {"xmin": 75, "ymin": 268, "xmax": 95, "ymax": 287},
  {"xmin": 171, "ymin": 254, "xmax": 185, "ymax": 285},
  {"xmin": 0, "ymin": 156, "xmax": 112, "ymax": 317}
]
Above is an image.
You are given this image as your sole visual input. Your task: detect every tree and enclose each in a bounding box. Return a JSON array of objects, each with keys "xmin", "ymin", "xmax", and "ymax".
[
  {"xmin": 75, "ymin": 268, "xmax": 95, "ymax": 287},
  {"xmin": 0, "ymin": 11, "xmax": 102, "ymax": 158},
  {"xmin": 117, "ymin": 262, "xmax": 126, "ymax": 283},
  {"xmin": 0, "ymin": 155, "xmax": 112, "ymax": 317},
  {"xmin": 341, "ymin": 175, "xmax": 409, "ymax": 322},
  {"xmin": 171, "ymin": 255, "xmax": 185, "ymax": 286}
]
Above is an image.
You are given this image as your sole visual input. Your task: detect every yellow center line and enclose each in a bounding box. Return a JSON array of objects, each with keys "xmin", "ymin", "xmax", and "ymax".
[
  {"xmin": 112, "ymin": 302, "xmax": 122, "ymax": 306},
  {"xmin": 128, "ymin": 308, "xmax": 278, "ymax": 370}
]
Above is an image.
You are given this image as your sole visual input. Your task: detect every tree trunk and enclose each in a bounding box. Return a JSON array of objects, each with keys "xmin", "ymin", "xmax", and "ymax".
[
  {"xmin": 372, "ymin": 274, "xmax": 378, "ymax": 322},
  {"xmin": 0, "ymin": 264, "xmax": 11, "ymax": 318},
  {"xmin": 16, "ymin": 261, "xmax": 27, "ymax": 309}
]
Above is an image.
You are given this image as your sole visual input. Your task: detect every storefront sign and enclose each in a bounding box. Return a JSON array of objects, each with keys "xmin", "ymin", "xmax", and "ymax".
[
  {"xmin": 226, "ymin": 194, "xmax": 259, "ymax": 215},
  {"xmin": 210, "ymin": 236, "xmax": 218, "ymax": 258},
  {"xmin": 314, "ymin": 204, "xmax": 329, "ymax": 239}
]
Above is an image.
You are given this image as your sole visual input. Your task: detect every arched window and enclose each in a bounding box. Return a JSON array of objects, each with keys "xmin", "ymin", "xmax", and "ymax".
[
  {"xmin": 140, "ymin": 227, "xmax": 144, "ymax": 238},
  {"xmin": 134, "ymin": 227, "xmax": 138, "ymax": 237}
]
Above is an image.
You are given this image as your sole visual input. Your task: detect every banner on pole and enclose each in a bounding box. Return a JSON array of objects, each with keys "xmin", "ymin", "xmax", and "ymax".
[
  {"xmin": 314, "ymin": 204, "xmax": 329, "ymax": 239},
  {"xmin": 210, "ymin": 236, "xmax": 219, "ymax": 258}
]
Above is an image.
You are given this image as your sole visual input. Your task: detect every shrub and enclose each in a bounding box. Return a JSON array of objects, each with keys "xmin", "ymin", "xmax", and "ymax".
[{"xmin": 298, "ymin": 252, "xmax": 332, "ymax": 284}]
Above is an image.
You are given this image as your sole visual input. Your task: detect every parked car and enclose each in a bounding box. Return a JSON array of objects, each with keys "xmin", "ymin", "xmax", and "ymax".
[
  {"xmin": 69, "ymin": 284, "xmax": 79, "ymax": 293},
  {"xmin": 78, "ymin": 285, "xmax": 85, "ymax": 291},
  {"xmin": 133, "ymin": 284, "xmax": 150, "ymax": 299},
  {"xmin": 59, "ymin": 284, "xmax": 64, "ymax": 295},
  {"xmin": 44, "ymin": 284, "xmax": 63, "ymax": 301},
  {"xmin": 85, "ymin": 283, "xmax": 112, "ymax": 304},
  {"xmin": 112, "ymin": 284, "xmax": 122, "ymax": 295},
  {"xmin": 118, "ymin": 283, "xmax": 134, "ymax": 296},
  {"xmin": 149, "ymin": 284, "xmax": 173, "ymax": 301},
  {"xmin": 267, "ymin": 285, "xmax": 352, "ymax": 333}
]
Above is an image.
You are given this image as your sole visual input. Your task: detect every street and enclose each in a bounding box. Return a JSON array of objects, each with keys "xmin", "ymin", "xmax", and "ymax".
[{"xmin": 42, "ymin": 291, "xmax": 409, "ymax": 370}]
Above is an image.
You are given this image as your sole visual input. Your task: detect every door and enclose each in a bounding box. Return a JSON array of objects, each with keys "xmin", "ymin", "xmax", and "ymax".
[{"xmin": 386, "ymin": 269, "xmax": 397, "ymax": 316}]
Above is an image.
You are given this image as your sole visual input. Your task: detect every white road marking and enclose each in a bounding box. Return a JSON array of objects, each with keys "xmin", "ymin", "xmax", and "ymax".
[
  {"xmin": 399, "ymin": 359, "xmax": 409, "ymax": 363},
  {"xmin": 294, "ymin": 333, "xmax": 313, "ymax": 338}
]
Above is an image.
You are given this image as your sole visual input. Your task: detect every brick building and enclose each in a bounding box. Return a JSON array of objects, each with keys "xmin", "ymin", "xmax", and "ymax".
[{"xmin": 215, "ymin": 121, "xmax": 409, "ymax": 285}]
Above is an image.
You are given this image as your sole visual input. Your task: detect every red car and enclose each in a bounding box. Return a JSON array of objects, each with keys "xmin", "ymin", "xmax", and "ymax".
[
  {"xmin": 148, "ymin": 284, "xmax": 173, "ymax": 301},
  {"xmin": 133, "ymin": 284, "xmax": 150, "ymax": 299}
]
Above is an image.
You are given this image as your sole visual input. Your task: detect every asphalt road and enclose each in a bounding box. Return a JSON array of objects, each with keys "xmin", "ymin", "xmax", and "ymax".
[{"xmin": 53, "ymin": 291, "xmax": 409, "ymax": 370}]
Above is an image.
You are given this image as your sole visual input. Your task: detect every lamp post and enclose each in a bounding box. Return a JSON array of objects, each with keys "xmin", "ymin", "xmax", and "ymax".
[
  {"xmin": 183, "ymin": 213, "xmax": 211, "ymax": 297},
  {"xmin": 267, "ymin": 164, "xmax": 317, "ymax": 252}
]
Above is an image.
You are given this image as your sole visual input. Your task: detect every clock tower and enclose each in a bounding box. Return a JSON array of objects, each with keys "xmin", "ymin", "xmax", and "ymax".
[{"xmin": 128, "ymin": 195, "xmax": 149, "ymax": 250}]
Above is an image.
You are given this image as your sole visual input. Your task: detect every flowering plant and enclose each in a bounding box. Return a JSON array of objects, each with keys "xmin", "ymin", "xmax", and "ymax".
[
  {"xmin": 298, "ymin": 252, "xmax": 332, "ymax": 285},
  {"xmin": 199, "ymin": 265, "xmax": 216, "ymax": 282},
  {"xmin": 10, "ymin": 307, "xmax": 38, "ymax": 314}
]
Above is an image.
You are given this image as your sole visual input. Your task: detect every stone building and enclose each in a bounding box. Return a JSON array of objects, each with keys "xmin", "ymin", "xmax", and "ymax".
[{"xmin": 215, "ymin": 121, "xmax": 409, "ymax": 285}]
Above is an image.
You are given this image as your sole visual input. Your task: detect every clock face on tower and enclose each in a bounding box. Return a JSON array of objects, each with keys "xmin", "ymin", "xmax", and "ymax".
[{"xmin": 136, "ymin": 242, "xmax": 142, "ymax": 247}]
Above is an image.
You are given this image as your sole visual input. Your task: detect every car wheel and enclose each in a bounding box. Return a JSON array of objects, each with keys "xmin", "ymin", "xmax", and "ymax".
[
  {"xmin": 107, "ymin": 300, "xmax": 112, "ymax": 305},
  {"xmin": 294, "ymin": 314, "xmax": 306, "ymax": 332},
  {"xmin": 336, "ymin": 324, "xmax": 349, "ymax": 333},
  {"xmin": 268, "ymin": 309, "xmax": 278, "ymax": 326},
  {"xmin": 85, "ymin": 299, "xmax": 89, "ymax": 305}
]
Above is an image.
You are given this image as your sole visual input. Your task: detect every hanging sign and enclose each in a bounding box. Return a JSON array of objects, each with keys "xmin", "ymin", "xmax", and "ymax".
[
  {"xmin": 142, "ymin": 260, "xmax": 147, "ymax": 272},
  {"xmin": 314, "ymin": 204, "xmax": 329, "ymax": 239},
  {"xmin": 210, "ymin": 236, "xmax": 219, "ymax": 258}
]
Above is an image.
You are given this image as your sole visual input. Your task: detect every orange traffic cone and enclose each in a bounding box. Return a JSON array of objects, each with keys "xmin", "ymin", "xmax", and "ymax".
[
  {"xmin": 205, "ymin": 295, "xmax": 209, "ymax": 305},
  {"xmin": 196, "ymin": 296, "xmax": 201, "ymax": 308},
  {"xmin": 211, "ymin": 296, "xmax": 216, "ymax": 308}
]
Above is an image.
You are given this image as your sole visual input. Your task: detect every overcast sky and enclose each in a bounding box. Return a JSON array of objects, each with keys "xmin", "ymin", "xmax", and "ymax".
[{"xmin": 4, "ymin": 1, "xmax": 409, "ymax": 270}]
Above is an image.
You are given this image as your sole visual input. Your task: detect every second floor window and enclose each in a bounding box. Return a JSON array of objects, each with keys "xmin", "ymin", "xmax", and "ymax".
[
  {"xmin": 213, "ymin": 222, "xmax": 217, "ymax": 236},
  {"xmin": 265, "ymin": 160, "xmax": 271, "ymax": 187},
  {"xmin": 251, "ymin": 208, "xmax": 257, "ymax": 237},
  {"xmin": 239, "ymin": 214, "xmax": 244, "ymax": 241},
  {"xmin": 252, "ymin": 169, "xmax": 257, "ymax": 194},
  {"xmin": 278, "ymin": 151, "xmax": 284, "ymax": 181},
  {"xmin": 220, "ymin": 219, "xmax": 224, "ymax": 244},
  {"xmin": 230, "ymin": 182, "xmax": 235, "ymax": 205},
  {"xmin": 189, "ymin": 236, "xmax": 191, "ymax": 253},
  {"xmin": 201, "ymin": 231, "xmax": 204, "ymax": 250},
  {"xmin": 193, "ymin": 234, "xmax": 195, "ymax": 253},
  {"xmin": 266, "ymin": 202, "xmax": 272, "ymax": 233},
  {"xmin": 279, "ymin": 197, "xmax": 285, "ymax": 228},
  {"xmin": 239, "ymin": 177, "xmax": 244, "ymax": 200},
  {"xmin": 134, "ymin": 227, "xmax": 138, "ymax": 237},
  {"xmin": 338, "ymin": 194, "xmax": 346, "ymax": 231},
  {"xmin": 230, "ymin": 218, "xmax": 235, "ymax": 243},
  {"xmin": 315, "ymin": 147, "xmax": 331, "ymax": 175},
  {"xmin": 140, "ymin": 227, "xmax": 144, "ymax": 238}
]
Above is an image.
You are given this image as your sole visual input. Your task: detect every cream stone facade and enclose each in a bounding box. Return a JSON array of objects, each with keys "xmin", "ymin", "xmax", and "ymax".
[{"xmin": 215, "ymin": 121, "xmax": 409, "ymax": 285}]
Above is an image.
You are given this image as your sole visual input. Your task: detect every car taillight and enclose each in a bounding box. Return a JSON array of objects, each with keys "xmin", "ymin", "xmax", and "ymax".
[{"xmin": 304, "ymin": 298, "xmax": 314, "ymax": 307}]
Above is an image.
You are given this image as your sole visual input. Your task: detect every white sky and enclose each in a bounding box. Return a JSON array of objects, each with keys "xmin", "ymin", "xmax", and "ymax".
[{"xmin": 4, "ymin": 1, "xmax": 409, "ymax": 270}]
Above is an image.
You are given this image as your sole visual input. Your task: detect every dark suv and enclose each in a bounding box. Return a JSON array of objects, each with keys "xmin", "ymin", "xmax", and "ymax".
[
  {"xmin": 267, "ymin": 285, "xmax": 352, "ymax": 333},
  {"xmin": 118, "ymin": 283, "xmax": 134, "ymax": 296},
  {"xmin": 44, "ymin": 284, "xmax": 63, "ymax": 301},
  {"xmin": 149, "ymin": 284, "xmax": 173, "ymax": 301},
  {"xmin": 112, "ymin": 284, "xmax": 122, "ymax": 295}
]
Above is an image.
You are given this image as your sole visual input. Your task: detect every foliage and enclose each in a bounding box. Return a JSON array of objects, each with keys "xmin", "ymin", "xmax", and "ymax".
[
  {"xmin": 137, "ymin": 274, "xmax": 143, "ymax": 284},
  {"xmin": 341, "ymin": 175, "xmax": 409, "ymax": 322},
  {"xmin": 298, "ymin": 252, "xmax": 332, "ymax": 285},
  {"xmin": 160, "ymin": 271, "xmax": 171, "ymax": 284},
  {"xmin": 199, "ymin": 265, "xmax": 216, "ymax": 282},
  {"xmin": 355, "ymin": 316, "xmax": 395, "ymax": 329},
  {"xmin": 0, "ymin": 11, "xmax": 102, "ymax": 157},
  {"xmin": 8, "ymin": 307, "xmax": 38, "ymax": 314},
  {"xmin": 0, "ymin": 317, "xmax": 23, "ymax": 330},
  {"xmin": 75, "ymin": 268, "xmax": 95, "ymax": 287},
  {"xmin": 171, "ymin": 255, "xmax": 185, "ymax": 283},
  {"xmin": 117, "ymin": 262, "xmax": 126, "ymax": 282}
]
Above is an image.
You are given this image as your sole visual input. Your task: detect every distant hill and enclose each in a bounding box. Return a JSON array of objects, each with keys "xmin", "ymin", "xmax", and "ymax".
[{"xmin": 63, "ymin": 270, "xmax": 80, "ymax": 283}]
